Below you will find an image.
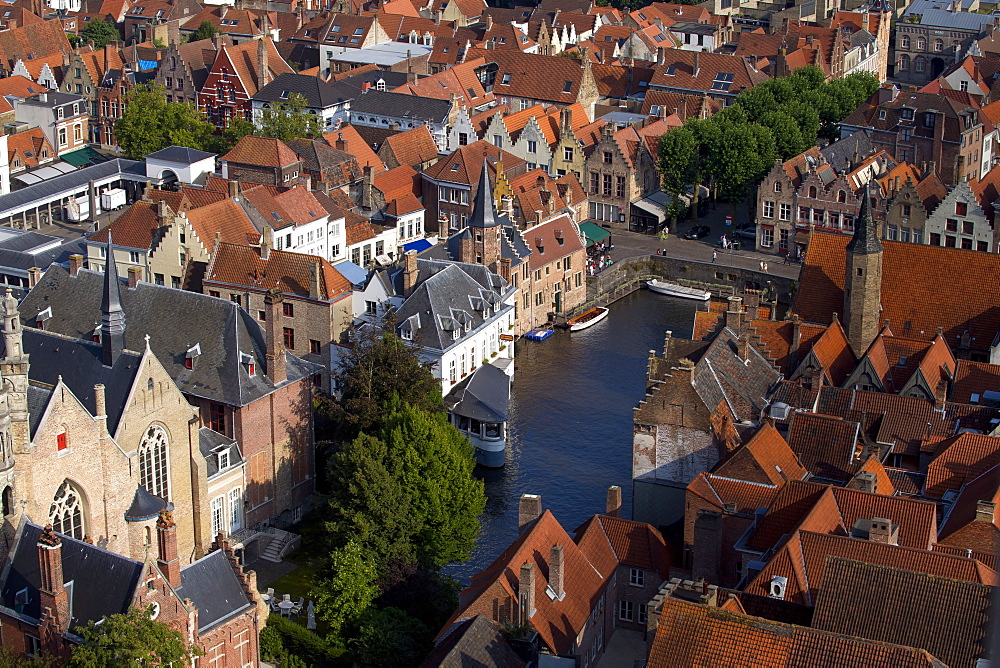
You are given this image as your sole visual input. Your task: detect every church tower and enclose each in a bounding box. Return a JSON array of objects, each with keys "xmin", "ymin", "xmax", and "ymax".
[
  {"xmin": 461, "ymin": 158, "xmax": 503, "ymax": 271},
  {"xmin": 101, "ymin": 233, "xmax": 126, "ymax": 367},
  {"xmin": 0, "ymin": 287, "xmax": 28, "ymax": 458},
  {"xmin": 844, "ymin": 183, "xmax": 883, "ymax": 355}
]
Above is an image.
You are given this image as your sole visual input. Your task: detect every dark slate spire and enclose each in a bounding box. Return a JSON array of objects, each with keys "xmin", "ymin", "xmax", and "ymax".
[
  {"xmin": 101, "ymin": 231, "xmax": 125, "ymax": 366},
  {"xmin": 846, "ymin": 182, "xmax": 883, "ymax": 255},
  {"xmin": 468, "ymin": 157, "xmax": 499, "ymax": 229}
]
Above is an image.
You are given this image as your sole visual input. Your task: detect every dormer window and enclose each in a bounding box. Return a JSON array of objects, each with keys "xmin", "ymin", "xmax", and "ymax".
[
  {"xmin": 35, "ymin": 306, "xmax": 52, "ymax": 329},
  {"xmin": 241, "ymin": 352, "xmax": 255, "ymax": 375},
  {"xmin": 218, "ymin": 448, "xmax": 229, "ymax": 470},
  {"xmin": 900, "ymin": 107, "xmax": 914, "ymax": 121},
  {"xmin": 401, "ymin": 327, "xmax": 412, "ymax": 341},
  {"xmin": 185, "ymin": 343, "xmax": 201, "ymax": 370}
]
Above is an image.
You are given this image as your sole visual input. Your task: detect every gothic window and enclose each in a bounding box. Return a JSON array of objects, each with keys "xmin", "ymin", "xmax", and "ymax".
[
  {"xmin": 1, "ymin": 486, "xmax": 11, "ymax": 516},
  {"xmin": 49, "ymin": 480, "xmax": 83, "ymax": 540},
  {"xmin": 139, "ymin": 425, "xmax": 169, "ymax": 500}
]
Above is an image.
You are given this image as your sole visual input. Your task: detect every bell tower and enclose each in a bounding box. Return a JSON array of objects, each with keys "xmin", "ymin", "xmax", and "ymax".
[{"xmin": 844, "ymin": 183, "xmax": 884, "ymax": 355}]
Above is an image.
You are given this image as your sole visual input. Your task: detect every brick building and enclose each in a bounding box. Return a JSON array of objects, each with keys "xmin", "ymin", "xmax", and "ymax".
[
  {"xmin": 204, "ymin": 240, "xmax": 353, "ymax": 393},
  {"xmin": 222, "ymin": 135, "xmax": 306, "ymax": 187},
  {"xmin": 197, "ymin": 38, "xmax": 294, "ymax": 129},
  {"xmin": 0, "ymin": 518, "xmax": 262, "ymax": 664}
]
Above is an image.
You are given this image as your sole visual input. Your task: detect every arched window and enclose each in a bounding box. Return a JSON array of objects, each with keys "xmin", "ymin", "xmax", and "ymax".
[
  {"xmin": 49, "ymin": 480, "xmax": 84, "ymax": 540},
  {"xmin": 1, "ymin": 486, "xmax": 12, "ymax": 516},
  {"xmin": 934, "ymin": 39, "xmax": 943, "ymax": 52},
  {"xmin": 838, "ymin": 190, "xmax": 847, "ymax": 203},
  {"xmin": 139, "ymin": 425, "xmax": 169, "ymax": 500},
  {"xmin": 774, "ymin": 182, "xmax": 782, "ymax": 193},
  {"xmin": 915, "ymin": 57, "xmax": 926, "ymax": 73},
  {"xmin": 916, "ymin": 36, "xmax": 926, "ymax": 51},
  {"xmin": 900, "ymin": 35, "xmax": 910, "ymax": 49},
  {"xmin": 899, "ymin": 54, "xmax": 910, "ymax": 71},
  {"xmin": 809, "ymin": 186, "xmax": 818, "ymax": 198}
]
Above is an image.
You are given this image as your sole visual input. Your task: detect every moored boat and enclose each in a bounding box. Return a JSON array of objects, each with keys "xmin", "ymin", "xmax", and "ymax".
[
  {"xmin": 566, "ymin": 306, "xmax": 609, "ymax": 331},
  {"xmin": 647, "ymin": 279, "xmax": 711, "ymax": 301},
  {"xmin": 525, "ymin": 326, "xmax": 554, "ymax": 341}
]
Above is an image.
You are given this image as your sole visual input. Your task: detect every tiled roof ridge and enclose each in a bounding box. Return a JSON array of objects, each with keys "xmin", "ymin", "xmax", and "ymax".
[{"xmin": 707, "ymin": 473, "xmax": 781, "ymax": 489}]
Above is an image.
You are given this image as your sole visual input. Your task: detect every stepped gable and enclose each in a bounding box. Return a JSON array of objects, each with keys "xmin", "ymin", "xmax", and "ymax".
[
  {"xmin": 952, "ymin": 359, "xmax": 1000, "ymax": 404},
  {"xmin": 745, "ymin": 530, "xmax": 997, "ymax": 606},
  {"xmin": 646, "ymin": 595, "xmax": 942, "ymax": 667},
  {"xmin": 785, "ymin": 412, "xmax": 863, "ymax": 483},
  {"xmin": 812, "ymin": 557, "xmax": 992, "ymax": 668},
  {"xmin": 925, "ymin": 432, "xmax": 1000, "ymax": 499},
  {"xmin": 937, "ymin": 464, "xmax": 1000, "ymax": 553},
  {"xmin": 713, "ymin": 422, "xmax": 807, "ymax": 486},
  {"xmin": 794, "ymin": 231, "xmax": 1000, "ymax": 353}
]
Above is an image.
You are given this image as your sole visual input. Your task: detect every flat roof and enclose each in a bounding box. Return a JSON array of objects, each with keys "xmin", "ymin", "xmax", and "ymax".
[
  {"xmin": 0, "ymin": 159, "xmax": 147, "ymax": 217},
  {"xmin": 324, "ymin": 40, "xmax": 433, "ymax": 66}
]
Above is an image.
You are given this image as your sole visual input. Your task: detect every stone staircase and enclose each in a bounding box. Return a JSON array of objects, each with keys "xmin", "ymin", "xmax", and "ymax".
[{"xmin": 259, "ymin": 528, "xmax": 300, "ymax": 563}]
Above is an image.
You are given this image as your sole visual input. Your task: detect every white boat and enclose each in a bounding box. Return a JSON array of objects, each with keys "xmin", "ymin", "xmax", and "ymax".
[
  {"xmin": 647, "ymin": 279, "xmax": 711, "ymax": 301},
  {"xmin": 566, "ymin": 307, "xmax": 609, "ymax": 331}
]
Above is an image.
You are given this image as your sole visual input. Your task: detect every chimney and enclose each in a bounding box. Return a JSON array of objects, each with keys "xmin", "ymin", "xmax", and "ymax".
[
  {"xmin": 228, "ymin": 179, "xmax": 239, "ymax": 199},
  {"xmin": 68, "ymin": 254, "xmax": 83, "ymax": 276},
  {"xmin": 335, "ymin": 131, "xmax": 347, "ymax": 151},
  {"xmin": 402, "ymin": 250, "xmax": 418, "ymax": 297},
  {"xmin": 736, "ymin": 332, "xmax": 750, "ymax": 362},
  {"xmin": 27, "ymin": 267, "xmax": 41, "ymax": 288},
  {"xmin": 156, "ymin": 510, "xmax": 182, "ymax": 589},
  {"xmin": 725, "ymin": 296, "xmax": 743, "ymax": 333},
  {"xmin": 518, "ymin": 562, "xmax": 536, "ymax": 624},
  {"xmin": 976, "ymin": 501, "xmax": 996, "ymax": 523},
  {"xmin": 94, "ymin": 383, "xmax": 108, "ymax": 438},
  {"xmin": 264, "ymin": 288, "xmax": 287, "ymax": 383},
  {"xmin": 853, "ymin": 470, "xmax": 877, "ymax": 494},
  {"xmin": 362, "ymin": 165, "xmax": 374, "ymax": 209},
  {"xmin": 549, "ymin": 545, "xmax": 565, "ymax": 600},
  {"xmin": 606, "ymin": 485, "xmax": 622, "ymax": 517},
  {"xmin": 36, "ymin": 525, "xmax": 69, "ymax": 633},
  {"xmin": 868, "ymin": 517, "xmax": 897, "ymax": 544},
  {"xmin": 127, "ymin": 266, "xmax": 141, "ymax": 289},
  {"xmin": 693, "ymin": 51, "xmax": 700, "ymax": 77},
  {"xmin": 518, "ymin": 493, "xmax": 542, "ymax": 533},
  {"xmin": 309, "ymin": 260, "xmax": 321, "ymax": 300},
  {"xmin": 260, "ymin": 225, "xmax": 273, "ymax": 260}
]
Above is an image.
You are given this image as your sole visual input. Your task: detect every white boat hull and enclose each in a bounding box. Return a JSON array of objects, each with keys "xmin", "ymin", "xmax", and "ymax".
[
  {"xmin": 568, "ymin": 307, "xmax": 609, "ymax": 331},
  {"xmin": 647, "ymin": 280, "xmax": 711, "ymax": 301}
]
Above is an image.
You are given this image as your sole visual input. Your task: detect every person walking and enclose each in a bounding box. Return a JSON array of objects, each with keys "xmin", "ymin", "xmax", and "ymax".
[
  {"xmin": 712, "ymin": 250, "xmax": 718, "ymax": 263},
  {"xmin": 763, "ymin": 261, "xmax": 768, "ymax": 273},
  {"xmin": 759, "ymin": 260, "xmax": 764, "ymax": 271}
]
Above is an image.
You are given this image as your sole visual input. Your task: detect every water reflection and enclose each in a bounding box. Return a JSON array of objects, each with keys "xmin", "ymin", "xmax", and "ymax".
[{"xmin": 445, "ymin": 290, "xmax": 699, "ymax": 582}]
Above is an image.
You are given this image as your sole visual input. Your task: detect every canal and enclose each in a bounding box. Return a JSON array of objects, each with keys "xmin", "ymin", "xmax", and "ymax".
[{"xmin": 446, "ymin": 290, "xmax": 701, "ymax": 582}]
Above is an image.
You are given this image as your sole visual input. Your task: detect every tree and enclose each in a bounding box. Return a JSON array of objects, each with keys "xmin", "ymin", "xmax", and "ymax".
[
  {"xmin": 312, "ymin": 540, "xmax": 380, "ymax": 632},
  {"xmin": 68, "ymin": 607, "xmax": 199, "ymax": 667},
  {"xmin": 352, "ymin": 607, "xmax": 428, "ymax": 667},
  {"xmin": 78, "ymin": 19, "xmax": 120, "ymax": 49},
  {"xmin": 115, "ymin": 83, "xmax": 216, "ymax": 159},
  {"xmin": 187, "ymin": 20, "xmax": 219, "ymax": 43},
  {"xmin": 657, "ymin": 126, "xmax": 697, "ymax": 198},
  {"xmin": 255, "ymin": 93, "xmax": 323, "ymax": 142}
]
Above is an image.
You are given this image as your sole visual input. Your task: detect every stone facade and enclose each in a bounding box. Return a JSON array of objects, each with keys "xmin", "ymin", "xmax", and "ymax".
[{"xmin": 585, "ymin": 124, "xmax": 642, "ymax": 227}]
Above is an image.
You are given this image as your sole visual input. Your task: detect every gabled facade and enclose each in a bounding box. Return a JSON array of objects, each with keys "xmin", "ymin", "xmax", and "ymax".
[
  {"xmin": 924, "ymin": 179, "xmax": 996, "ymax": 252},
  {"xmin": 197, "ymin": 38, "xmax": 294, "ymax": 128}
]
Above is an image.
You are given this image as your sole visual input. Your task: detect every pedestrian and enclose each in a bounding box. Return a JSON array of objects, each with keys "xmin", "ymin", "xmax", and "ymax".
[
  {"xmin": 759, "ymin": 260, "xmax": 764, "ymax": 271},
  {"xmin": 712, "ymin": 250, "xmax": 717, "ymax": 263},
  {"xmin": 763, "ymin": 261, "xmax": 768, "ymax": 273}
]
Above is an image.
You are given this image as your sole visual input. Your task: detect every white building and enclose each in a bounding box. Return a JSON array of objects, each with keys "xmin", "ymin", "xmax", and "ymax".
[{"xmin": 144, "ymin": 146, "xmax": 216, "ymax": 186}]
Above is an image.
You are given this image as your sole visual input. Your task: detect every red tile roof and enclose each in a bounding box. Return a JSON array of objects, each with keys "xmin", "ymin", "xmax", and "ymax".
[
  {"xmin": 205, "ymin": 242, "xmax": 351, "ymax": 302},
  {"xmin": 422, "ymin": 141, "xmax": 525, "ymax": 186},
  {"xmin": 182, "ymin": 198, "xmax": 260, "ymax": 253},
  {"xmin": 574, "ymin": 514, "xmax": 671, "ymax": 576},
  {"xmin": 686, "ymin": 472, "xmax": 781, "ymax": 516},
  {"xmin": 380, "ymin": 124, "xmax": 439, "ymax": 168},
  {"xmin": 714, "ymin": 422, "xmax": 807, "ymax": 486},
  {"xmin": 794, "ymin": 232, "xmax": 1000, "ymax": 352},
  {"xmin": 524, "ymin": 214, "xmax": 584, "ymax": 271},
  {"xmin": 854, "ymin": 455, "xmax": 896, "ymax": 496},
  {"xmin": 952, "ymin": 359, "xmax": 1000, "ymax": 404},
  {"xmin": 373, "ymin": 164, "xmax": 420, "ymax": 201},
  {"xmin": 91, "ymin": 201, "xmax": 165, "ymax": 250},
  {"xmin": 785, "ymin": 413, "xmax": 862, "ymax": 483},
  {"xmin": 647, "ymin": 595, "xmax": 943, "ymax": 667},
  {"xmin": 223, "ymin": 136, "xmax": 301, "ymax": 169},
  {"xmin": 925, "ymin": 432, "xmax": 1000, "ymax": 499},
  {"xmin": 938, "ymin": 464, "xmax": 1000, "ymax": 554}
]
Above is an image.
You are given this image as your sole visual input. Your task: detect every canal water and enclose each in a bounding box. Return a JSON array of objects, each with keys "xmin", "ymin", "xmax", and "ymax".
[{"xmin": 445, "ymin": 290, "xmax": 700, "ymax": 582}]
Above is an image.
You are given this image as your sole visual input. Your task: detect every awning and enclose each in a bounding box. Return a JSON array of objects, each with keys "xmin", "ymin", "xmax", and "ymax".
[
  {"xmin": 631, "ymin": 195, "xmax": 668, "ymax": 223},
  {"xmin": 403, "ymin": 238, "xmax": 432, "ymax": 253},
  {"xmin": 60, "ymin": 147, "xmax": 108, "ymax": 167},
  {"xmin": 579, "ymin": 221, "xmax": 611, "ymax": 246}
]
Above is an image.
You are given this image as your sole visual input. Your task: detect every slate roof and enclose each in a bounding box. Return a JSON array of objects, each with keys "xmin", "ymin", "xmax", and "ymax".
[
  {"xmin": 812, "ymin": 557, "xmax": 992, "ymax": 668},
  {"xmin": 254, "ymin": 72, "xmax": 340, "ymax": 107},
  {"xmin": 199, "ymin": 427, "xmax": 242, "ymax": 479},
  {"xmin": 692, "ymin": 325, "xmax": 782, "ymax": 422},
  {"xmin": 794, "ymin": 232, "xmax": 1000, "ymax": 352},
  {"xmin": 393, "ymin": 259, "xmax": 512, "ymax": 353},
  {"xmin": 350, "ymin": 89, "xmax": 451, "ymax": 123},
  {"xmin": 421, "ymin": 614, "xmax": 524, "ymax": 668},
  {"xmin": 448, "ymin": 363, "xmax": 509, "ymax": 422},
  {"xmin": 646, "ymin": 596, "xmax": 943, "ymax": 668},
  {"xmin": 145, "ymin": 146, "xmax": 216, "ymax": 164},
  {"xmin": 0, "ymin": 159, "xmax": 147, "ymax": 216},
  {"xmin": 175, "ymin": 549, "xmax": 253, "ymax": 634},
  {"xmin": 124, "ymin": 485, "xmax": 171, "ymax": 522},
  {"xmin": 19, "ymin": 265, "xmax": 316, "ymax": 407},
  {"xmin": 0, "ymin": 522, "xmax": 144, "ymax": 627}
]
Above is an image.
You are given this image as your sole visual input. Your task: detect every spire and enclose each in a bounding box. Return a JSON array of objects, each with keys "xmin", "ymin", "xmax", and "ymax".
[
  {"xmin": 101, "ymin": 232, "xmax": 125, "ymax": 367},
  {"xmin": 469, "ymin": 157, "xmax": 499, "ymax": 228},
  {"xmin": 846, "ymin": 183, "xmax": 883, "ymax": 255}
]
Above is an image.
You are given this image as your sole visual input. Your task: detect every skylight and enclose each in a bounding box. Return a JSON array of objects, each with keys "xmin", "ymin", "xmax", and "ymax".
[
  {"xmin": 711, "ymin": 72, "xmax": 735, "ymax": 91},
  {"xmin": 501, "ymin": 73, "xmax": 511, "ymax": 85},
  {"xmin": 665, "ymin": 65, "xmax": 676, "ymax": 75},
  {"xmin": 563, "ymin": 81, "xmax": 573, "ymax": 93}
]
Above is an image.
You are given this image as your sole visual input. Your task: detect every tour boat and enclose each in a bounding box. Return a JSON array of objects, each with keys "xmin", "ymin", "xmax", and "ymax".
[
  {"xmin": 525, "ymin": 326, "xmax": 554, "ymax": 341},
  {"xmin": 647, "ymin": 279, "xmax": 711, "ymax": 301},
  {"xmin": 566, "ymin": 307, "xmax": 609, "ymax": 332}
]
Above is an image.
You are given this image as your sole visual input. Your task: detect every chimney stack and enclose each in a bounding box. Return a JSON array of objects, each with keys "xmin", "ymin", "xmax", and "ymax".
[
  {"xmin": 852, "ymin": 470, "xmax": 877, "ymax": 494},
  {"xmin": 402, "ymin": 250, "xmax": 418, "ymax": 297},
  {"xmin": 156, "ymin": 510, "xmax": 182, "ymax": 589},
  {"xmin": 549, "ymin": 545, "xmax": 565, "ymax": 600},
  {"xmin": 868, "ymin": 517, "xmax": 897, "ymax": 544},
  {"xmin": 264, "ymin": 288, "xmax": 287, "ymax": 383},
  {"xmin": 309, "ymin": 260, "xmax": 321, "ymax": 300},
  {"xmin": 693, "ymin": 50, "xmax": 700, "ymax": 77},
  {"xmin": 362, "ymin": 165, "xmax": 374, "ymax": 209},
  {"xmin": 518, "ymin": 493, "xmax": 542, "ymax": 533},
  {"xmin": 36, "ymin": 525, "xmax": 69, "ymax": 633},
  {"xmin": 976, "ymin": 501, "xmax": 996, "ymax": 523},
  {"xmin": 228, "ymin": 179, "xmax": 239, "ymax": 199},
  {"xmin": 68, "ymin": 254, "xmax": 84, "ymax": 276},
  {"xmin": 260, "ymin": 225, "xmax": 273, "ymax": 260},
  {"xmin": 606, "ymin": 485, "xmax": 622, "ymax": 517},
  {"xmin": 27, "ymin": 267, "xmax": 41, "ymax": 288},
  {"xmin": 257, "ymin": 37, "xmax": 270, "ymax": 88},
  {"xmin": 736, "ymin": 332, "xmax": 750, "ymax": 362},
  {"xmin": 518, "ymin": 562, "xmax": 536, "ymax": 624},
  {"xmin": 94, "ymin": 383, "xmax": 108, "ymax": 438},
  {"xmin": 725, "ymin": 296, "xmax": 743, "ymax": 333},
  {"xmin": 335, "ymin": 131, "xmax": 347, "ymax": 151},
  {"xmin": 127, "ymin": 266, "xmax": 141, "ymax": 289}
]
